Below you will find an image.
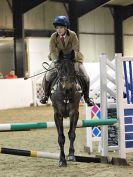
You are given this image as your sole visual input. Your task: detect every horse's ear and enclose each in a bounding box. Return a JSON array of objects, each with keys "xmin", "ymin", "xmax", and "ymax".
[
  {"xmin": 59, "ymin": 50, "xmax": 64, "ymax": 60},
  {"xmin": 71, "ymin": 50, "xmax": 75, "ymax": 60}
]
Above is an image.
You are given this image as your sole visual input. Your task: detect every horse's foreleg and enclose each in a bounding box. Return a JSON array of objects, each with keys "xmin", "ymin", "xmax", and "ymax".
[
  {"xmin": 68, "ymin": 111, "xmax": 79, "ymax": 161},
  {"xmin": 54, "ymin": 112, "xmax": 67, "ymax": 167}
]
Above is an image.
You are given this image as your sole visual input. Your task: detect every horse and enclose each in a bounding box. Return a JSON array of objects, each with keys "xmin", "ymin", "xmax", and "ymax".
[{"xmin": 50, "ymin": 51, "xmax": 82, "ymax": 167}]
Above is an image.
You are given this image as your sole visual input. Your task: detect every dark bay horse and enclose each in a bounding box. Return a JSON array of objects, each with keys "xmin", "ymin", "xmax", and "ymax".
[{"xmin": 50, "ymin": 52, "xmax": 82, "ymax": 167}]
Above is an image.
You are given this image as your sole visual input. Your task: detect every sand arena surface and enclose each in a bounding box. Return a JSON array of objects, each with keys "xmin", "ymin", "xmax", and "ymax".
[{"xmin": 0, "ymin": 106, "xmax": 133, "ymax": 177}]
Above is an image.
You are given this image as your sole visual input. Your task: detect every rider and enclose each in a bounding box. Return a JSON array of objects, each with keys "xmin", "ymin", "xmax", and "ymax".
[{"xmin": 40, "ymin": 16, "xmax": 94, "ymax": 106}]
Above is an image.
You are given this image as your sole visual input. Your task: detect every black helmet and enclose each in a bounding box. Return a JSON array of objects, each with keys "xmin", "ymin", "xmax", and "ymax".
[{"xmin": 53, "ymin": 16, "xmax": 70, "ymax": 28}]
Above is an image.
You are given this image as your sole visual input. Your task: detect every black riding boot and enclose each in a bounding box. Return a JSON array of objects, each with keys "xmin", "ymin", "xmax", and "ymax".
[
  {"xmin": 83, "ymin": 80, "xmax": 94, "ymax": 107},
  {"xmin": 40, "ymin": 80, "xmax": 51, "ymax": 104}
]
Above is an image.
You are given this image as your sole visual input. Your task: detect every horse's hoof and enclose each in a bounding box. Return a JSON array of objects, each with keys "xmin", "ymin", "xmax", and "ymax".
[
  {"xmin": 59, "ymin": 160, "xmax": 67, "ymax": 167},
  {"xmin": 67, "ymin": 155, "xmax": 75, "ymax": 161}
]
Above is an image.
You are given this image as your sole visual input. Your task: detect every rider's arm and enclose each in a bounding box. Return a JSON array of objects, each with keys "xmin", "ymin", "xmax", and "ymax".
[
  {"xmin": 48, "ymin": 33, "xmax": 58, "ymax": 61},
  {"xmin": 71, "ymin": 32, "xmax": 84, "ymax": 63}
]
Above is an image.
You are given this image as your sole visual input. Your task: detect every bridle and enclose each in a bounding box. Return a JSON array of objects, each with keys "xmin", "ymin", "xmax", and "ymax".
[{"xmin": 56, "ymin": 59, "xmax": 76, "ymax": 87}]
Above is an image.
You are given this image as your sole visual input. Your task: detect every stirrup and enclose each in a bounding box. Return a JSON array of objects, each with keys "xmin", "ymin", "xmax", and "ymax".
[{"xmin": 40, "ymin": 96, "xmax": 48, "ymax": 104}]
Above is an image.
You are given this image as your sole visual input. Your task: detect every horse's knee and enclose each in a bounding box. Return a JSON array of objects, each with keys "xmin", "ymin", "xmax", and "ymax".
[
  {"xmin": 54, "ymin": 111, "xmax": 62, "ymax": 120},
  {"xmin": 54, "ymin": 111, "xmax": 59, "ymax": 117},
  {"xmin": 69, "ymin": 110, "xmax": 79, "ymax": 118},
  {"xmin": 58, "ymin": 134, "xmax": 65, "ymax": 145},
  {"xmin": 68, "ymin": 131, "xmax": 76, "ymax": 140}
]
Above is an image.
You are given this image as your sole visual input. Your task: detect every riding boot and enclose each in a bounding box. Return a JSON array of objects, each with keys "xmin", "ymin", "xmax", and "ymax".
[
  {"xmin": 40, "ymin": 80, "xmax": 51, "ymax": 104},
  {"xmin": 83, "ymin": 80, "xmax": 94, "ymax": 107}
]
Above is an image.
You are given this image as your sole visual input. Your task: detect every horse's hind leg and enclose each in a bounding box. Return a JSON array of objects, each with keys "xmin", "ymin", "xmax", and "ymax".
[
  {"xmin": 54, "ymin": 112, "xmax": 67, "ymax": 167},
  {"xmin": 68, "ymin": 111, "xmax": 79, "ymax": 161}
]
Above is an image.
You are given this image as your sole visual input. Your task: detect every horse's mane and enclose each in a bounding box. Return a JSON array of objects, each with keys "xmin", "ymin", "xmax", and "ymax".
[{"xmin": 56, "ymin": 53, "xmax": 75, "ymax": 81}]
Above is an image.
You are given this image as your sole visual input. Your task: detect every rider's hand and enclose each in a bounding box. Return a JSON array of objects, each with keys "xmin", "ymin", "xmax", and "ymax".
[{"xmin": 54, "ymin": 59, "xmax": 60, "ymax": 67}]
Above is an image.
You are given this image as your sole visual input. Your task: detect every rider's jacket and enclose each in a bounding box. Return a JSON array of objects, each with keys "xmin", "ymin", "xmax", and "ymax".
[{"xmin": 48, "ymin": 29, "xmax": 84, "ymax": 63}]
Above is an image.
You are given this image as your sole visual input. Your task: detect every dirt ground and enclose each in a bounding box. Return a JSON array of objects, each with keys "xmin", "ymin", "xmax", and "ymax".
[{"xmin": 0, "ymin": 106, "xmax": 133, "ymax": 177}]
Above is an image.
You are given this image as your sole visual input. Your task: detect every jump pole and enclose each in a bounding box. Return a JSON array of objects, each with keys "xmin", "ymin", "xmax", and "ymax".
[
  {"xmin": 0, "ymin": 119, "xmax": 117, "ymax": 131},
  {"xmin": 0, "ymin": 147, "xmax": 102, "ymax": 163}
]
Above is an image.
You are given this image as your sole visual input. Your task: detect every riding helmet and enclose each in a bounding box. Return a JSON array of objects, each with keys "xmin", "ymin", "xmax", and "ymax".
[{"xmin": 53, "ymin": 16, "xmax": 70, "ymax": 28}]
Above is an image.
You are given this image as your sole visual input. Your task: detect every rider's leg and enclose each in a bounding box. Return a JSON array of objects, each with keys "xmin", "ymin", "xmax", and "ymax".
[
  {"xmin": 40, "ymin": 63, "xmax": 56, "ymax": 104},
  {"xmin": 40, "ymin": 76, "xmax": 51, "ymax": 104},
  {"xmin": 75, "ymin": 62, "xmax": 94, "ymax": 106}
]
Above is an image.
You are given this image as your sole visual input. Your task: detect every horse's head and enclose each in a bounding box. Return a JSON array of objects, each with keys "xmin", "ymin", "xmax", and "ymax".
[
  {"xmin": 57, "ymin": 51, "xmax": 76, "ymax": 89},
  {"xmin": 58, "ymin": 50, "xmax": 75, "ymax": 61}
]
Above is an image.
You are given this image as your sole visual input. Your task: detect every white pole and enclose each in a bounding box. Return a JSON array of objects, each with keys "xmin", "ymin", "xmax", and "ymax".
[
  {"xmin": 115, "ymin": 53, "xmax": 126, "ymax": 158},
  {"xmin": 100, "ymin": 53, "xmax": 108, "ymax": 156},
  {"xmin": 86, "ymin": 104, "xmax": 93, "ymax": 152},
  {"xmin": 32, "ymin": 74, "xmax": 37, "ymax": 106}
]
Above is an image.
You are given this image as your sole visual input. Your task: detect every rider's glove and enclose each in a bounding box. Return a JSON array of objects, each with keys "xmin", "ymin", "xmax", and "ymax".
[{"xmin": 54, "ymin": 59, "xmax": 60, "ymax": 68}]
